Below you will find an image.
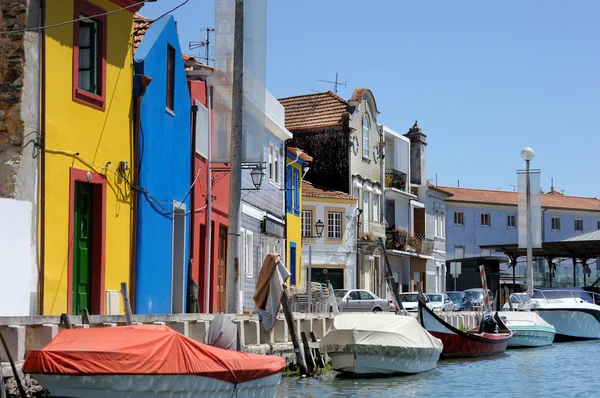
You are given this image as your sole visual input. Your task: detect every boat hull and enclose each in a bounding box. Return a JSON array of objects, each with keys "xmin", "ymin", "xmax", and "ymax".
[
  {"xmin": 534, "ymin": 308, "xmax": 600, "ymax": 341},
  {"xmin": 30, "ymin": 373, "xmax": 282, "ymax": 398},
  {"xmin": 328, "ymin": 350, "xmax": 440, "ymax": 376},
  {"xmin": 419, "ymin": 301, "xmax": 511, "ymax": 358},
  {"xmin": 507, "ymin": 327, "xmax": 555, "ymax": 347}
]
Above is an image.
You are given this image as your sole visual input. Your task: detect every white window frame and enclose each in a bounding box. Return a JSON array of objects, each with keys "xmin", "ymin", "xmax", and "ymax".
[
  {"xmin": 575, "ymin": 218, "xmax": 584, "ymax": 232},
  {"xmin": 328, "ymin": 211, "xmax": 342, "ymax": 240},
  {"xmin": 454, "ymin": 211, "xmax": 463, "ymax": 226},
  {"xmin": 301, "ymin": 210, "xmax": 313, "ymax": 238},
  {"xmin": 551, "ymin": 217, "xmax": 561, "ymax": 231},
  {"xmin": 435, "ymin": 210, "xmax": 439, "ymax": 237},
  {"xmin": 363, "ymin": 191, "xmax": 370, "ymax": 233},
  {"xmin": 362, "ymin": 113, "xmax": 370, "ymax": 157},
  {"xmin": 480, "ymin": 213, "xmax": 491, "ymax": 227},
  {"xmin": 507, "ymin": 214, "xmax": 516, "ymax": 228},
  {"xmin": 268, "ymin": 143, "xmax": 279, "ymax": 185},
  {"xmin": 373, "ymin": 193, "xmax": 380, "ymax": 223},
  {"xmin": 439, "ymin": 211, "xmax": 445, "ymax": 239},
  {"xmin": 245, "ymin": 230, "xmax": 254, "ymax": 278},
  {"xmin": 453, "ymin": 246, "xmax": 465, "ymax": 260}
]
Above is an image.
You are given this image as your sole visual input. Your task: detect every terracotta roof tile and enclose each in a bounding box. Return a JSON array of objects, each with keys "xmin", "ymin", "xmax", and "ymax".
[
  {"xmin": 278, "ymin": 91, "xmax": 348, "ymax": 130},
  {"xmin": 439, "ymin": 186, "xmax": 600, "ymax": 212},
  {"xmin": 133, "ymin": 14, "xmax": 151, "ymax": 53},
  {"xmin": 302, "ymin": 181, "xmax": 357, "ymax": 201}
]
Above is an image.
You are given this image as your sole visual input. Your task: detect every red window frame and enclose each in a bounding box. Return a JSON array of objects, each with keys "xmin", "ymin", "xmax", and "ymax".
[{"xmin": 72, "ymin": 0, "xmax": 107, "ymax": 110}]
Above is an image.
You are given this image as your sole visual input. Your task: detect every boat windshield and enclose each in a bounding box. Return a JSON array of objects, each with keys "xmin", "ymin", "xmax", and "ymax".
[
  {"xmin": 532, "ymin": 289, "xmax": 593, "ymax": 303},
  {"xmin": 429, "ymin": 294, "xmax": 442, "ymax": 302},
  {"xmin": 334, "ymin": 290, "xmax": 348, "ymax": 299},
  {"xmin": 509, "ymin": 294, "xmax": 531, "ymax": 304},
  {"xmin": 448, "ymin": 292, "xmax": 463, "ymax": 302}
]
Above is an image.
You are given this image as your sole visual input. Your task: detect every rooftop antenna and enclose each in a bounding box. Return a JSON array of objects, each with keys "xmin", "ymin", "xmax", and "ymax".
[
  {"xmin": 457, "ymin": 180, "xmax": 460, "ymax": 188},
  {"xmin": 551, "ymin": 178, "xmax": 554, "ymax": 192},
  {"xmin": 509, "ymin": 184, "xmax": 517, "ymax": 192},
  {"xmin": 318, "ymin": 72, "xmax": 347, "ymax": 94},
  {"xmin": 189, "ymin": 27, "xmax": 215, "ymax": 65}
]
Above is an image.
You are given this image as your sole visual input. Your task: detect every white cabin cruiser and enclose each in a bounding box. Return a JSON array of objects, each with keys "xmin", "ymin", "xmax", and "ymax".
[
  {"xmin": 498, "ymin": 311, "xmax": 555, "ymax": 347},
  {"xmin": 319, "ymin": 313, "xmax": 443, "ymax": 376},
  {"xmin": 530, "ymin": 288, "xmax": 600, "ymax": 341}
]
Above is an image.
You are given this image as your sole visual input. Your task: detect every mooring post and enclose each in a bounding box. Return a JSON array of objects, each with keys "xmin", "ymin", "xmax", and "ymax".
[
  {"xmin": 281, "ymin": 284, "xmax": 308, "ymax": 375},
  {"xmin": 121, "ymin": 282, "xmax": 134, "ymax": 325},
  {"xmin": 0, "ymin": 333, "xmax": 26, "ymax": 398}
]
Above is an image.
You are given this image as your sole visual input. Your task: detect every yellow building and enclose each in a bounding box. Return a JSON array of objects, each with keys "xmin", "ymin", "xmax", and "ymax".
[
  {"xmin": 39, "ymin": 0, "xmax": 142, "ymax": 315},
  {"xmin": 285, "ymin": 147, "xmax": 312, "ymax": 287}
]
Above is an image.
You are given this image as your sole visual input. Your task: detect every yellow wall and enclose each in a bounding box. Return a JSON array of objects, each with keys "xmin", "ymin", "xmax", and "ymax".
[
  {"xmin": 42, "ymin": 0, "xmax": 135, "ymax": 315},
  {"xmin": 286, "ymin": 157, "xmax": 303, "ymax": 287}
]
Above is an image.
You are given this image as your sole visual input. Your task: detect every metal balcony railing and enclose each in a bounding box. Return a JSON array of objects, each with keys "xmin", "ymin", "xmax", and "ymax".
[{"xmin": 385, "ymin": 169, "xmax": 407, "ymax": 191}]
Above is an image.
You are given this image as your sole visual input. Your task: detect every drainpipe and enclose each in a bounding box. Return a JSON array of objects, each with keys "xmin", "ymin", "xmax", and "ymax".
[
  {"xmin": 132, "ymin": 75, "xmax": 152, "ymax": 312},
  {"xmin": 204, "ymin": 84, "xmax": 213, "ymax": 313},
  {"xmin": 38, "ymin": 0, "xmax": 46, "ymax": 314},
  {"xmin": 189, "ymin": 101, "xmax": 198, "ymax": 313}
]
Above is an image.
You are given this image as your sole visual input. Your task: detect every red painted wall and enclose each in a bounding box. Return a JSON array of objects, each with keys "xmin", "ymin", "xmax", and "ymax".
[{"xmin": 188, "ymin": 80, "xmax": 230, "ymax": 313}]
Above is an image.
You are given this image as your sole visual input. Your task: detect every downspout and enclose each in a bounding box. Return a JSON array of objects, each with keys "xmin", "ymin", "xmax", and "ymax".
[
  {"xmin": 204, "ymin": 83, "xmax": 213, "ymax": 313},
  {"xmin": 132, "ymin": 75, "xmax": 152, "ymax": 312},
  {"xmin": 38, "ymin": 0, "xmax": 46, "ymax": 314},
  {"xmin": 189, "ymin": 100, "xmax": 198, "ymax": 313}
]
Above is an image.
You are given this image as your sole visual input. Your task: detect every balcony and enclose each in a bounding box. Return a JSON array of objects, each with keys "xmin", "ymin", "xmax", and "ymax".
[
  {"xmin": 358, "ymin": 221, "xmax": 386, "ymax": 242},
  {"xmin": 385, "ymin": 229, "xmax": 433, "ymax": 256},
  {"xmin": 385, "ymin": 169, "xmax": 407, "ymax": 192}
]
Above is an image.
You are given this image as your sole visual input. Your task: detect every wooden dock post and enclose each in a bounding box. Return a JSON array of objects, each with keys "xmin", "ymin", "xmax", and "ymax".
[
  {"xmin": 82, "ymin": 308, "xmax": 92, "ymax": 327},
  {"xmin": 281, "ymin": 283, "xmax": 308, "ymax": 376},
  {"xmin": 60, "ymin": 313, "xmax": 72, "ymax": 329},
  {"xmin": 120, "ymin": 282, "xmax": 134, "ymax": 325},
  {"xmin": 0, "ymin": 333, "xmax": 26, "ymax": 398}
]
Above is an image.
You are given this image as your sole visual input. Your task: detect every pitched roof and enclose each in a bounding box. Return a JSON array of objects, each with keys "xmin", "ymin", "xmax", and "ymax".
[
  {"xmin": 133, "ymin": 14, "xmax": 152, "ymax": 53},
  {"xmin": 302, "ymin": 181, "xmax": 357, "ymax": 201},
  {"xmin": 439, "ymin": 186, "xmax": 600, "ymax": 212},
  {"xmin": 426, "ymin": 182, "xmax": 454, "ymax": 197},
  {"xmin": 278, "ymin": 91, "xmax": 348, "ymax": 130}
]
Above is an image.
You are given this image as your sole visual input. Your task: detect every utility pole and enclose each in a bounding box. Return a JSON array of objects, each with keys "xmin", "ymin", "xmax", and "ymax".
[{"xmin": 225, "ymin": 0, "xmax": 244, "ymax": 314}]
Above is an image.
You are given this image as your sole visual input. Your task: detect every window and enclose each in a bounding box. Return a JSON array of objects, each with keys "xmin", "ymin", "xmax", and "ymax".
[
  {"xmin": 507, "ymin": 214, "xmax": 516, "ymax": 228},
  {"xmin": 359, "ymin": 291, "xmax": 374, "ymax": 300},
  {"xmin": 481, "ymin": 248, "xmax": 491, "ymax": 257},
  {"xmin": 268, "ymin": 144, "xmax": 279, "ymax": 184},
  {"xmin": 597, "ymin": 220, "xmax": 600, "ymax": 230},
  {"xmin": 551, "ymin": 217, "xmax": 561, "ymax": 231},
  {"xmin": 353, "ymin": 186, "xmax": 360, "ymax": 201},
  {"xmin": 435, "ymin": 211, "xmax": 446, "ymax": 238},
  {"xmin": 453, "ymin": 246, "xmax": 465, "ymax": 259},
  {"xmin": 301, "ymin": 210, "xmax": 312, "ymax": 238},
  {"xmin": 293, "ymin": 168, "xmax": 300, "ymax": 216},
  {"xmin": 362, "ymin": 113, "xmax": 370, "ymax": 157},
  {"xmin": 480, "ymin": 213, "xmax": 491, "ymax": 227},
  {"xmin": 73, "ymin": 0, "xmax": 107, "ymax": 109},
  {"xmin": 439, "ymin": 212, "xmax": 445, "ymax": 239},
  {"xmin": 285, "ymin": 165, "xmax": 292, "ymax": 213},
  {"xmin": 575, "ymin": 219, "xmax": 584, "ymax": 232},
  {"xmin": 454, "ymin": 212, "xmax": 464, "ymax": 225},
  {"xmin": 363, "ymin": 191, "xmax": 370, "ymax": 233},
  {"xmin": 349, "ymin": 291, "xmax": 360, "ymax": 300},
  {"xmin": 328, "ymin": 211, "xmax": 342, "ymax": 240},
  {"xmin": 373, "ymin": 194, "xmax": 380, "ymax": 223},
  {"xmin": 166, "ymin": 44, "xmax": 175, "ymax": 111},
  {"xmin": 245, "ymin": 230, "xmax": 254, "ymax": 277}
]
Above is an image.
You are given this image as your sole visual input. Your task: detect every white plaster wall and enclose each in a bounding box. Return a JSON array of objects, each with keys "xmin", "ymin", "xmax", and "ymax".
[{"xmin": 0, "ymin": 198, "xmax": 34, "ymax": 316}]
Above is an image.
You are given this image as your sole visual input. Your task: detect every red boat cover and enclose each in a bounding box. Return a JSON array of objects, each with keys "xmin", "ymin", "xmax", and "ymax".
[{"xmin": 22, "ymin": 324, "xmax": 284, "ymax": 384}]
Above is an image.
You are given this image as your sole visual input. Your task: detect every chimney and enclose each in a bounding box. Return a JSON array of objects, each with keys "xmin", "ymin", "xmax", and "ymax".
[{"xmin": 404, "ymin": 121, "xmax": 427, "ymax": 186}]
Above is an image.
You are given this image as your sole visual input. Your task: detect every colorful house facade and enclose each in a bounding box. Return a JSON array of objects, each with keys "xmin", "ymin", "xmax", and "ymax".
[
  {"xmin": 285, "ymin": 147, "xmax": 312, "ymax": 287},
  {"xmin": 132, "ymin": 15, "xmax": 192, "ymax": 314},
  {"xmin": 40, "ymin": 0, "xmax": 142, "ymax": 315}
]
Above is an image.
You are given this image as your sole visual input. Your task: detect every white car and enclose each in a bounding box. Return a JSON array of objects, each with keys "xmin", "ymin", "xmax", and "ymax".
[
  {"xmin": 399, "ymin": 293, "xmax": 431, "ymax": 312},
  {"xmin": 334, "ymin": 289, "xmax": 395, "ymax": 312},
  {"xmin": 427, "ymin": 293, "xmax": 454, "ymax": 312}
]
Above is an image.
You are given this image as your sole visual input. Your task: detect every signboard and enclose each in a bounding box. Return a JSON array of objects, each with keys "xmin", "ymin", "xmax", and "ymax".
[
  {"xmin": 450, "ymin": 262, "xmax": 461, "ymax": 277},
  {"xmin": 262, "ymin": 216, "xmax": 284, "ymax": 239},
  {"xmin": 517, "ymin": 170, "xmax": 542, "ymax": 249}
]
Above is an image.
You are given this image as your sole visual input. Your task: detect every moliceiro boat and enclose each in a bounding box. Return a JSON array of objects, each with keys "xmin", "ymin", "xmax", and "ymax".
[
  {"xmin": 22, "ymin": 324, "xmax": 285, "ymax": 398},
  {"xmin": 319, "ymin": 313, "xmax": 443, "ymax": 376},
  {"xmin": 531, "ymin": 288, "xmax": 600, "ymax": 341},
  {"xmin": 418, "ymin": 299, "xmax": 512, "ymax": 358},
  {"xmin": 498, "ymin": 311, "xmax": 555, "ymax": 348}
]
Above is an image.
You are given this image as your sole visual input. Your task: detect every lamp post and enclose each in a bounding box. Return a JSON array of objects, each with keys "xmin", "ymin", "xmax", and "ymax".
[
  {"xmin": 307, "ymin": 220, "xmax": 324, "ymax": 312},
  {"xmin": 521, "ymin": 147, "xmax": 535, "ymax": 297}
]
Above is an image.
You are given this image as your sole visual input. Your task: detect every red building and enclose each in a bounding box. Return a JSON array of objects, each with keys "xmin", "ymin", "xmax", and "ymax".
[{"xmin": 186, "ymin": 58, "xmax": 230, "ymax": 313}]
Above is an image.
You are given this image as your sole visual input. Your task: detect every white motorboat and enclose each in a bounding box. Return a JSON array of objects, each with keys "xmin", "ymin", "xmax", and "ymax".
[
  {"xmin": 530, "ymin": 288, "xmax": 600, "ymax": 341},
  {"xmin": 23, "ymin": 324, "xmax": 284, "ymax": 397},
  {"xmin": 498, "ymin": 311, "xmax": 555, "ymax": 347},
  {"xmin": 319, "ymin": 313, "xmax": 443, "ymax": 376}
]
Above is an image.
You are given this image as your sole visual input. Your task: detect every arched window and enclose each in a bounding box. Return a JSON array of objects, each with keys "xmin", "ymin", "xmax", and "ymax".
[{"xmin": 363, "ymin": 113, "xmax": 370, "ymax": 157}]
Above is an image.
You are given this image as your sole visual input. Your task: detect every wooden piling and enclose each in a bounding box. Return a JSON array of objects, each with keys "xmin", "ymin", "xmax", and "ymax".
[
  {"xmin": 120, "ymin": 282, "xmax": 134, "ymax": 325},
  {"xmin": 0, "ymin": 351, "xmax": 6, "ymax": 398},
  {"xmin": 60, "ymin": 313, "xmax": 72, "ymax": 329},
  {"xmin": 82, "ymin": 308, "xmax": 92, "ymax": 327},
  {"xmin": 281, "ymin": 283, "xmax": 308, "ymax": 376},
  {"xmin": 0, "ymin": 333, "xmax": 26, "ymax": 398}
]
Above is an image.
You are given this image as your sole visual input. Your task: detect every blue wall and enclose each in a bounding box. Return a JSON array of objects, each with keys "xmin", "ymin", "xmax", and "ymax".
[{"xmin": 133, "ymin": 16, "xmax": 192, "ymax": 314}]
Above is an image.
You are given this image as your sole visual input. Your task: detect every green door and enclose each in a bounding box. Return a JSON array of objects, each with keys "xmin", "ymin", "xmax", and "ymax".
[{"xmin": 72, "ymin": 182, "xmax": 93, "ymax": 315}]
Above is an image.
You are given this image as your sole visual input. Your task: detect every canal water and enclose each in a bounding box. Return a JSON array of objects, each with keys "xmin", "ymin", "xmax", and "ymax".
[{"xmin": 278, "ymin": 340, "xmax": 600, "ymax": 397}]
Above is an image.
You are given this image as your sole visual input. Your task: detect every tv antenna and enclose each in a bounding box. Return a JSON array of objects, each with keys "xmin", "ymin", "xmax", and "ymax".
[
  {"xmin": 189, "ymin": 27, "xmax": 215, "ymax": 65},
  {"xmin": 318, "ymin": 72, "xmax": 347, "ymax": 94},
  {"xmin": 509, "ymin": 184, "xmax": 517, "ymax": 192}
]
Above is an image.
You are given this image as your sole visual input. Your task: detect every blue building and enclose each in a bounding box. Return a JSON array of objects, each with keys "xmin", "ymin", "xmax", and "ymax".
[
  {"xmin": 132, "ymin": 16, "xmax": 192, "ymax": 314},
  {"xmin": 441, "ymin": 185, "xmax": 600, "ymax": 288}
]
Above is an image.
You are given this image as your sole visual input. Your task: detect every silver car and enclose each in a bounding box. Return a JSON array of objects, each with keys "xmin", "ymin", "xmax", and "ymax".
[
  {"xmin": 428, "ymin": 293, "xmax": 454, "ymax": 312},
  {"xmin": 334, "ymin": 289, "xmax": 395, "ymax": 312}
]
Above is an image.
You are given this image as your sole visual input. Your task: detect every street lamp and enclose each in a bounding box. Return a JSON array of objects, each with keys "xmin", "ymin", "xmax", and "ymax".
[
  {"xmin": 521, "ymin": 147, "xmax": 534, "ymax": 297},
  {"xmin": 250, "ymin": 166, "xmax": 265, "ymax": 190},
  {"xmin": 315, "ymin": 220, "xmax": 324, "ymax": 238}
]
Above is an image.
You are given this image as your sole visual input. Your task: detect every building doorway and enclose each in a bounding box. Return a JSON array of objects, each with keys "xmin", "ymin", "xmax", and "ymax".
[
  {"xmin": 171, "ymin": 203, "xmax": 186, "ymax": 314},
  {"xmin": 72, "ymin": 182, "xmax": 94, "ymax": 315},
  {"xmin": 217, "ymin": 225, "xmax": 227, "ymax": 313},
  {"xmin": 311, "ymin": 268, "xmax": 344, "ymax": 289}
]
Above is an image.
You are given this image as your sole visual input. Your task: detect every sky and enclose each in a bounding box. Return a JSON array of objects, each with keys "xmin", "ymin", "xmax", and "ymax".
[{"xmin": 139, "ymin": 0, "xmax": 600, "ymax": 198}]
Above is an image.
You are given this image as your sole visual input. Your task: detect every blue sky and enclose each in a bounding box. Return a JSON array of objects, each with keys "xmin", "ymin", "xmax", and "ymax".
[{"xmin": 140, "ymin": 1, "xmax": 600, "ymax": 197}]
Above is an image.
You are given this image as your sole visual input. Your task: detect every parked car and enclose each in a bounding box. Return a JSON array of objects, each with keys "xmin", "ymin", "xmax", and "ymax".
[
  {"xmin": 447, "ymin": 291, "xmax": 466, "ymax": 311},
  {"xmin": 334, "ymin": 289, "xmax": 395, "ymax": 313},
  {"xmin": 399, "ymin": 292, "xmax": 431, "ymax": 312},
  {"xmin": 463, "ymin": 288, "xmax": 495, "ymax": 310},
  {"xmin": 427, "ymin": 293, "xmax": 454, "ymax": 312}
]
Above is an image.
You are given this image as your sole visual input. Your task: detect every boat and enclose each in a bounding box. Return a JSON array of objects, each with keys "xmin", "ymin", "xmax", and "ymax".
[
  {"xmin": 418, "ymin": 299, "xmax": 512, "ymax": 358},
  {"xmin": 530, "ymin": 287, "xmax": 600, "ymax": 341},
  {"xmin": 22, "ymin": 324, "xmax": 284, "ymax": 397},
  {"xmin": 497, "ymin": 311, "xmax": 555, "ymax": 348},
  {"xmin": 319, "ymin": 313, "xmax": 443, "ymax": 376}
]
